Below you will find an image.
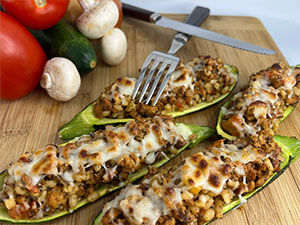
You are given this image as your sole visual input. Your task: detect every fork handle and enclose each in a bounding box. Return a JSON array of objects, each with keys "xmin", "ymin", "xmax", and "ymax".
[{"xmin": 122, "ymin": 3, "xmax": 157, "ymax": 23}]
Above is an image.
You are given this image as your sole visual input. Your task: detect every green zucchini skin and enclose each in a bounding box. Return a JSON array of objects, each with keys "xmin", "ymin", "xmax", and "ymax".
[
  {"xmin": 29, "ymin": 20, "xmax": 97, "ymax": 74},
  {"xmin": 58, "ymin": 65, "xmax": 239, "ymax": 140},
  {"xmin": 0, "ymin": 124, "xmax": 214, "ymax": 224},
  {"xmin": 93, "ymin": 135, "xmax": 300, "ymax": 225},
  {"xmin": 216, "ymin": 65, "xmax": 300, "ymax": 140}
]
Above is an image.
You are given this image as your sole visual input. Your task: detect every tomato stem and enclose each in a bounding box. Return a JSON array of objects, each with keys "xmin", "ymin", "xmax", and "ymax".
[{"xmin": 35, "ymin": 0, "xmax": 47, "ymax": 8}]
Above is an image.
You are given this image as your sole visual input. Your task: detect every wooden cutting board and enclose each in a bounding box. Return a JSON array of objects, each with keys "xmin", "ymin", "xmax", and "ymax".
[{"xmin": 0, "ymin": 15, "xmax": 299, "ymax": 225}]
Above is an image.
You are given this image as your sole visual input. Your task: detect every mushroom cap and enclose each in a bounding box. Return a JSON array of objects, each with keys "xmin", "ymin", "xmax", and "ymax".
[
  {"xmin": 76, "ymin": 0, "xmax": 119, "ymax": 39},
  {"xmin": 40, "ymin": 57, "xmax": 81, "ymax": 102},
  {"xmin": 100, "ymin": 28, "xmax": 127, "ymax": 66}
]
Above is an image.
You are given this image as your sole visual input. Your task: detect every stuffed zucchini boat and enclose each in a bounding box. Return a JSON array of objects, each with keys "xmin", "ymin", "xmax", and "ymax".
[
  {"xmin": 59, "ymin": 56, "xmax": 238, "ymax": 140},
  {"xmin": 217, "ymin": 63, "xmax": 300, "ymax": 140},
  {"xmin": 93, "ymin": 134, "xmax": 300, "ymax": 225},
  {"xmin": 0, "ymin": 116, "xmax": 214, "ymax": 223}
]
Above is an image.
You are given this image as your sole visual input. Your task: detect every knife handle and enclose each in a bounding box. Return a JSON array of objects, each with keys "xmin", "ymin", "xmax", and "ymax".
[
  {"xmin": 182, "ymin": 6, "xmax": 210, "ymax": 39},
  {"xmin": 168, "ymin": 6, "xmax": 210, "ymax": 55},
  {"xmin": 122, "ymin": 3, "xmax": 157, "ymax": 23}
]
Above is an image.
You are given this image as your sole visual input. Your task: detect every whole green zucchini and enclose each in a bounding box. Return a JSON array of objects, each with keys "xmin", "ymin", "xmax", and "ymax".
[
  {"xmin": 92, "ymin": 135, "xmax": 300, "ymax": 225},
  {"xmin": 216, "ymin": 64, "xmax": 300, "ymax": 140},
  {"xmin": 58, "ymin": 65, "xmax": 238, "ymax": 140},
  {"xmin": 29, "ymin": 20, "xmax": 97, "ymax": 74},
  {"xmin": 0, "ymin": 124, "xmax": 214, "ymax": 223}
]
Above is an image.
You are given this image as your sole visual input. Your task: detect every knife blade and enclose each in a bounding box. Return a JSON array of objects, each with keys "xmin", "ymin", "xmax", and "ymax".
[
  {"xmin": 168, "ymin": 6, "xmax": 210, "ymax": 55},
  {"xmin": 122, "ymin": 3, "xmax": 276, "ymax": 55}
]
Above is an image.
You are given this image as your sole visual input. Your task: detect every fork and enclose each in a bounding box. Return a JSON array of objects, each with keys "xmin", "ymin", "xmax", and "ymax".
[{"xmin": 124, "ymin": 6, "xmax": 210, "ymax": 106}]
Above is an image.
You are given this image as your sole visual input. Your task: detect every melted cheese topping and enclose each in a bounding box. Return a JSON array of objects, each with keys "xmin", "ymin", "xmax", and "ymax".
[
  {"xmin": 6, "ymin": 117, "xmax": 189, "ymax": 188},
  {"xmin": 102, "ymin": 184, "xmax": 161, "ymax": 225},
  {"xmin": 168, "ymin": 66, "xmax": 195, "ymax": 91},
  {"xmin": 223, "ymin": 66, "xmax": 299, "ymax": 137},
  {"xmin": 8, "ymin": 145, "xmax": 59, "ymax": 186},
  {"xmin": 58, "ymin": 123, "xmax": 172, "ymax": 178},
  {"xmin": 120, "ymin": 194, "xmax": 160, "ymax": 225},
  {"xmin": 179, "ymin": 143, "xmax": 265, "ymax": 195},
  {"xmin": 104, "ymin": 58, "xmax": 223, "ymax": 103},
  {"xmin": 101, "ymin": 141, "xmax": 267, "ymax": 223},
  {"xmin": 106, "ymin": 77, "xmax": 136, "ymax": 104}
]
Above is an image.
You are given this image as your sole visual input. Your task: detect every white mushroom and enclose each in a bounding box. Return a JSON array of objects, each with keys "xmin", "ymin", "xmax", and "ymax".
[
  {"xmin": 100, "ymin": 28, "xmax": 127, "ymax": 65},
  {"xmin": 76, "ymin": 0, "xmax": 119, "ymax": 39},
  {"xmin": 40, "ymin": 57, "xmax": 81, "ymax": 102}
]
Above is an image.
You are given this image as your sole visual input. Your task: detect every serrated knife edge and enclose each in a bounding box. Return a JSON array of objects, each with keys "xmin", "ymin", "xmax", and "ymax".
[{"xmin": 154, "ymin": 16, "xmax": 275, "ymax": 55}]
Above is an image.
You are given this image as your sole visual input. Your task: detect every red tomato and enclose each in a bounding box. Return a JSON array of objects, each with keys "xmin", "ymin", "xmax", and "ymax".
[
  {"xmin": 0, "ymin": 12, "xmax": 47, "ymax": 100},
  {"xmin": 0, "ymin": 0, "xmax": 70, "ymax": 30}
]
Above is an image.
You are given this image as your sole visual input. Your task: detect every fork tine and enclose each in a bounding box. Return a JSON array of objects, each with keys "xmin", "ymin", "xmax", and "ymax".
[
  {"xmin": 145, "ymin": 61, "xmax": 168, "ymax": 105},
  {"xmin": 138, "ymin": 59, "xmax": 161, "ymax": 102},
  {"xmin": 132, "ymin": 56, "xmax": 153, "ymax": 100},
  {"xmin": 152, "ymin": 62, "xmax": 179, "ymax": 106}
]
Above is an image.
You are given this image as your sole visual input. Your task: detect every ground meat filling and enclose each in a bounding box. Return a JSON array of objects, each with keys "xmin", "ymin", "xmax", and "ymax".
[
  {"xmin": 0, "ymin": 116, "xmax": 191, "ymax": 219},
  {"xmin": 99, "ymin": 63, "xmax": 298, "ymax": 225},
  {"xmin": 221, "ymin": 63, "xmax": 300, "ymax": 138},
  {"xmin": 94, "ymin": 56, "xmax": 236, "ymax": 119},
  {"xmin": 100, "ymin": 136, "xmax": 282, "ymax": 225}
]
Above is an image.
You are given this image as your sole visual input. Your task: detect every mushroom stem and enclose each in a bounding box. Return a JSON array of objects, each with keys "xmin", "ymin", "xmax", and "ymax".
[
  {"xmin": 40, "ymin": 72, "xmax": 53, "ymax": 89},
  {"xmin": 40, "ymin": 57, "xmax": 81, "ymax": 102},
  {"xmin": 78, "ymin": 0, "xmax": 96, "ymax": 11}
]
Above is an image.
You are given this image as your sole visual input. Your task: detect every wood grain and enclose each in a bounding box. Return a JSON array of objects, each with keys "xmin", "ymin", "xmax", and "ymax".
[{"xmin": 0, "ymin": 15, "xmax": 299, "ymax": 225}]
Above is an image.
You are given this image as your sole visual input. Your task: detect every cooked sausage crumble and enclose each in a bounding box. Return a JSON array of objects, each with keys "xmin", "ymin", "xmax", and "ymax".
[
  {"xmin": 221, "ymin": 63, "xmax": 300, "ymax": 138},
  {"xmin": 0, "ymin": 116, "xmax": 192, "ymax": 219},
  {"xmin": 94, "ymin": 56, "xmax": 237, "ymax": 119},
  {"xmin": 100, "ymin": 135, "xmax": 282, "ymax": 225},
  {"xmin": 99, "ymin": 63, "xmax": 299, "ymax": 225}
]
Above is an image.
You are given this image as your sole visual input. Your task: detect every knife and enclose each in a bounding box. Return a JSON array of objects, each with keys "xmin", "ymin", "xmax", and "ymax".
[
  {"xmin": 122, "ymin": 3, "xmax": 276, "ymax": 55},
  {"xmin": 168, "ymin": 6, "xmax": 210, "ymax": 55}
]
